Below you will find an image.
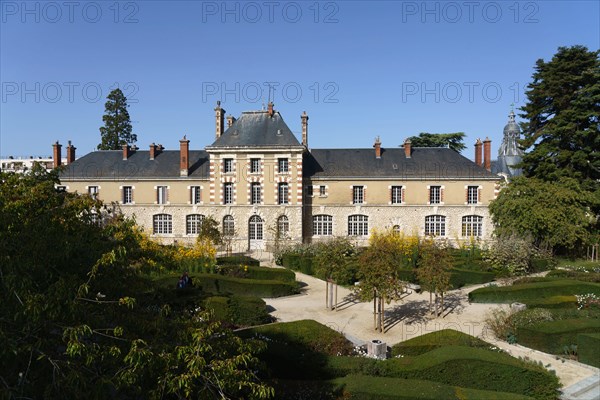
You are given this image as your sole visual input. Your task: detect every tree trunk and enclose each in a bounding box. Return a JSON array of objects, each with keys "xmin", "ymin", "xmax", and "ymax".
[
  {"xmin": 325, "ymin": 280, "xmax": 329, "ymax": 309},
  {"xmin": 434, "ymin": 293, "xmax": 439, "ymax": 317},
  {"xmin": 381, "ymin": 295, "xmax": 385, "ymax": 333},
  {"xmin": 335, "ymin": 283, "xmax": 338, "ymax": 311},
  {"xmin": 373, "ymin": 290, "xmax": 377, "ymax": 330},
  {"xmin": 440, "ymin": 292, "xmax": 444, "ymax": 317},
  {"xmin": 429, "ymin": 291, "xmax": 432, "ymax": 314}
]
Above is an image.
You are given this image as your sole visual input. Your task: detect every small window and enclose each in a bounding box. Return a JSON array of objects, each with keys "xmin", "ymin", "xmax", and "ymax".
[
  {"xmin": 429, "ymin": 186, "xmax": 441, "ymax": 204},
  {"xmin": 224, "ymin": 183, "xmax": 234, "ymax": 205},
  {"xmin": 250, "ymin": 158, "xmax": 260, "ymax": 174},
  {"xmin": 123, "ymin": 186, "xmax": 133, "ymax": 204},
  {"xmin": 306, "ymin": 185, "xmax": 313, "ymax": 197},
  {"xmin": 277, "ymin": 215, "xmax": 289, "ymax": 237},
  {"xmin": 223, "ymin": 215, "xmax": 235, "ymax": 236},
  {"xmin": 251, "ymin": 182, "xmax": 261, "ymax": 205},
  {"xmin": 278, "ymin": 158, "xmax": 289, "ymax": 173},
  {"xmin": 319, "ymin": 185, "xmax": 326, "ymax": 197},
  {"xmin": 278, "ymin": 182, "xmax": 289, "ymax": 205},
  {"xmin": 353, "ymin": 186, "xmax": 364, "ymax": 204},
  {"xmin": 186, "ymin": 214, "xmax": 205, "ymax": 235},
  {"xmin": 467, "ymin": 186, "xmax": 479, "ymax": 204},
  {"xmin": 157, "ymin": 186, "xmax": 168, "ymax": 204},
  {"xmin": 223, "ymin": 158, "xmax": 233, "ymax": 173},
  {"xmin": 88, "ymin": 186, "xmax": 98, "ymax": 199},
  {"xmin": 56, "ymin": 186, "xmax": 66, "ymax": 192},
  {"xmin": 191, "ymin": 186, "xmax": 201, "ymax": 204},
  {"xmin": 153, "ymin": 214, "xmax": 172, "ymax": 235},
  {"xmin": 391, "ymin": 186, "xmax": 402, "ymax": 204}
]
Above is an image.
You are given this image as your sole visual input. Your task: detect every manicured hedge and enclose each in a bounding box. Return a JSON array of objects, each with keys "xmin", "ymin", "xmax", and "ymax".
[
  {"xmin": 547, "ymin": 269, "xmax": 600, "ymax": 283},
  {"xmin": 391, "ymin": 329, "xmax": 490, "ymax": 356},
  {"xmin": 577, "ymin": 333, "xmax": 600, "ymax": 368},
  {"xmin": 469, "ymin": 280, "xmax": 600, "ymax": 303},
  {"xmin": 282, "ymin": 254, "xmax": 314, "ymax": 275},
  {"xmin": 216, "ymin": 255, "xmax": 260, "ymax": 267},
  {"xmin": 449, "ymin": 268, "xmax": 495, "ymax": 288},
  {"xmin": 204, "ymin": 295, "xmax": 271, "ymax": 327},
  {"xmin": 196, "ymin": 274, "xmax": 298, "ymax": 297},
  {"xmin": 245, "ymin": 266, "xmax": 296, "ymax": 282},
  {"xmin": 524, "ymin": 295, "xmax": 577, "ymax": 309},
  {"xmin": 516, "ymin": 319, "xmax": 600, "ymax": 355}
]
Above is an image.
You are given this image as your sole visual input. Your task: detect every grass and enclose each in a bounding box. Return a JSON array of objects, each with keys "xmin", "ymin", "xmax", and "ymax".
[{"xmin": 469, "ymin": 279, "xmax": 600, "ymax": 303}]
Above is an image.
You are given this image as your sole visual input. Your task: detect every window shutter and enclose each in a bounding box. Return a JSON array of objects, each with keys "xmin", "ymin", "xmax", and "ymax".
[
  {"xmin": 402, "ymin": 186, "xmax": 405, "ymax": 203},
  {"xmin": 465, "ymin": 188, "xmax": 469, "ymax": 203},
  {"xmin": 441, "ymin": 188, "xmax": 444, "ymax": 203},
  {"xmin": 478, "ymin": 188, "xmax": 482, "ymax": 204},
  {"xmin": 427, "ymin": 187, "xmax": 431, "ymax": 203}
]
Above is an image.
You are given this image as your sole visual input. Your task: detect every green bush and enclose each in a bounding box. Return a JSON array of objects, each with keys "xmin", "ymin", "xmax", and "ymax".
[
  {"xmin": 245, "ymin": 266, "xmax": 295, "ymax": 282},
  {"xmin": 282, "ymin": 254, "xmax": 302, "ymax": 270},
  {"xmin": 469, "ymin": 280, "xmax": 600, "ymax": 303},
  {"xmin": 204, "ymin": 296, "xmax": 230, "ymax": 320},
  {"xmin": 524, "ymin": 295, "xmax": 577, "ymax": 309},
  {"xmin": 196, "ymin": 274, "xmax": 298, "ymax": 297},
  {"xmin": 391, "ymin": 329, "xmax": 490, "ymax": 356},
  {"xmin": 299, "ymin": 257, "xmax": 314, "ymax": 275},
  {"xmin": 204, "ymin": 295, "xmax": 271, "ymax": 327},
  {"xmin": 216, "ymin": 255, "xmax": 260, "ymax": 266},
  {"xmin": 577, "ymin": 333, "xmax": 600, "ymax": 368},
  {"xmin": 450, "ymin": 268, "xmax": 495, "ymax": 288},
  {"xmin": 516, "ymin": 319, "xmax": 600, "ymax": 355},
  {"xmin": 547, "ymin": 269, "xmax": 600, "ymax": 283},
  {"xmin": 398, "ymin": 269, "xmax": 417, "ymax": 283}
]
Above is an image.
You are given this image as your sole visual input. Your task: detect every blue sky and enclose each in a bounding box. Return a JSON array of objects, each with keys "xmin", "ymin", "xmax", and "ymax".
[{"xmin": 1, "ymin": 0, "xmax": 598, "ymax": 159}]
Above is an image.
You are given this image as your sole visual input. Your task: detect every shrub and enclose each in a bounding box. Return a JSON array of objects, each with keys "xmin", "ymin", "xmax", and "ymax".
[
  {"xmin": 577, "ymin": 333, "xmax": 600, "ymax": 368},
  {"xmin": 516, "ymin": 319, "xmax": 600, "ymax": 355},
  {"xmin": 282, "ymin": 254, "xmax": 302, "ymax": 270},
  {"xmin": 216, "ymin": 255, "xmax": 260, "ymax": 267},
  {"xmin": 469, "ymin": 280, "xmax": 600, "ymax": 303},
  {"xmin": 298, "ymin": 257, "xmax": 314, "ymax": 275},
  {"xmin": 196, "ymin": 274, "xmax": 299, "ymax": 297},
  {"xmin": 510, "ymin": 308, "xmax": 554, "ymax": 329},
  {"xmin": 484, "ymin": 307, "xmax": 516, "ymax": 341},
  {"xmin": 547, "ymin": 269, "xmax": 600, "ymax": 282},
  {"xmin": 391, "ymin": 329, "xmax": 490, "ymax": 357},
  {"xmin": 449, "ymin": 268, "xmax": 495, "ymax": 288},
  {"xmin": 204, "ymin": 295, "xmax": 271, "ymax": 327},
  {"xmin": 525, "ymin": 296, "xmax": 577, "ymax": 309}
]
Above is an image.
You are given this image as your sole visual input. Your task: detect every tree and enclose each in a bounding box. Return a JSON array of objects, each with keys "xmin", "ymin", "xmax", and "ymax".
[
  {"xmin": 489, "ymin": 176, "xmax": 594, "ymax": 253},
  {"xmin": 416, "ymin": 239, "xmax": 452, "ymax": 317},
  {"xmin": 519, "ymin": 46, "xmax": 600, "ymax": 193},
  {"xmin": 406, "ymin": 132, "xmax": 466, "ymax": 152},
  {"xmin": 98, "ymin": 88, "xmax": 137, "ymax": 150},
  {"xmin": 313, "ymin": 238, "xmax": 356, "ymax": 310}
]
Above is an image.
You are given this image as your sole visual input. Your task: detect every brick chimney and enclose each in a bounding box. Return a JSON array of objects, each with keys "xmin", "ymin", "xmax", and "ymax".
[
  {"xmin": 404, "ymin": 139, "xmax": 412, "ymax": 159},
  {"xmin": 267, "ymin": 101, "xmax": 274, "ymax": 117},
  {"xmin": 215, "ymin": 101, "xmax": 225, "ymax": 139},
  {"xmin": 122, "ymin": 144, "xmax": 130, "ymax": 160},
  {"xmin": 227, "ymin": 115, "xmax": 236, "ymax": 128},
  {"xmin": 66, "ymin": 140, "xmax": 76, "ymax": 165},
  {"xmin": 149, "ymin": 143, "xmax": 157, "ymax": 160},
  {"xmin": 474, "ymin": 139, "xmax": 483, "ymax": 167},
  {"xmin": 52, "ymin": 141, "xmax": 62, "ymax": 168},
  {"xmin": 373, "ymin": 136, "xmax": 381, "ymax": 158},
  {"xmin": 301, "ymin": 111, "xmax": 309, "ymax": 147},
  {"xmin": 483, "ymin": 137, "xmax": 491, "ymax": 171},
  {"xmin": 180, "ymin": 135, "xmax": 190, "ymax": 177}
]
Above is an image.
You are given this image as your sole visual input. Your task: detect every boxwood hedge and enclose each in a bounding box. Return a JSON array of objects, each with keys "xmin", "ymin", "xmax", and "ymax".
[
  {"xmin": 516, "ymin": 319, "xmax": 600, "ymax": 355},
  {"xmin": 196, "ymin": 274, "xmax": 299, "ymax": 297},
  {"xmin": 577, "ymin": 333, "xmax": 600, "ymax": 368},
  {"xmin": 469, "ymin": 280, "xmax": 600, "ymax": 303}
]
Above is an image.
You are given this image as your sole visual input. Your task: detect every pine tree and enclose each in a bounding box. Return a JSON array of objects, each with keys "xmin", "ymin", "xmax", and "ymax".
[
  {"xmin": 98, "ymin": 88, "xmax": 137, "ymax": 150},
  {"xmin": 406, "ymin": 132, "xmax": 466, "ymax": 152}
]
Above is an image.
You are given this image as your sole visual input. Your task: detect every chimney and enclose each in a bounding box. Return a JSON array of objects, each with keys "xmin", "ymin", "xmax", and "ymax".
[
  {"xmin": 226, "ymin": 115, "xmax": 236, "ymax": 128},
  {"xmin": 483, "ymin": 137, "xmax": 491, "ymax": 171},
  {"xmin": 301, "ymin": 111, "xmax": 309, "ymax": 147},
  {"xmin": 122, "ymin": 144, "xmax": 130, "ymax": 160},
  {"xmin": 404, "ymin": 139, "xmax": 412, "ymax": 159},
  {"xmin": 215, "ymin": 101, "xmax": 225, "ymax": 139},
  {"xmin": 149, "ymin": 143, "xmax": 157, "ymax": 160},
  {"xmin": 52, "ymin": 141, "xmax": 62, "ymax": 168},
  {"xmin": 373, "ymin": 136, "xmax": 381, "ymax": 158},
  {"xmin": 180, "ymin": 135, "xmax": 190, "ymax": 177},
  {"xmin": 267, "ymin": 101, "xmax": 274, "ymax": 117},
  {"xmin": 474, "ymin": 139, "xmax": 483, "ymax": 167},
  {"xmin": 66, "ymin": 140, "xmax": 76, "ymax": 165}
]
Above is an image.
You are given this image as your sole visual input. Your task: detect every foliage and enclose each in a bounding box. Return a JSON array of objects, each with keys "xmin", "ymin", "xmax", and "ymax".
[
  {"xmin": 484, "ymin": 232, "xmax": 539, "ymax": 275},
  {"xmin": 469, "ymin": 279, "xmax": 600, "ymax": 304},
  {"xmin": 484, "ymin": 307, "xmax": 517, "ymax": 341},
  {"xmin": 489, "ymin": 177, "xmax": 594, "ymax": 253},
  {"xmin": 197, "ymin": 215, "xmax": 223, "ymax": 246},
  {"xmin": 313, "ymin": 237, "xmax": 357, "ymax": 284},
  {"xmin": 519, "ymin": 46, "xmax": 600, "ymax": 194},
  {"xmin": 406, "ymin": 132, "xmax": 467, "ymax": 152},
  {"xmin": 0, "ymin": 169, "xmax": 273, "ymax": 399},
  {"xmin": 416, "ymin": 238, "xmax": 452, "ymax": 315},
  {"xmin": 391, "ymin": 329, "xmax": 490, "ymax": 357},
  {"xmin": 577, "ymin": 333, "xmax": 600, "ymax": 368},
  {"xmin": 97, "ymin": 88, "xmax": 137, "ymax": 150},
  {"xmin": 204, "ymin": 296, "xmax": 272, "ymax": 328},
  {"xmin": 516, "ymin": 319, "xmax": 600, "ymax": 355}
]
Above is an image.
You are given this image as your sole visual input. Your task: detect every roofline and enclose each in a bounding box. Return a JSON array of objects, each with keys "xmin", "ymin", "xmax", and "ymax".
[
  {"xmin": 205, "ymin": 146, "xmax": 305, "ymax": 152},
  {"xmin": 59, "ymin": 177, "xmax": 211, "ymax": 182},
  {"xmin": 306, "ymin": 176, "xmax": 501, "ymax": 181}
]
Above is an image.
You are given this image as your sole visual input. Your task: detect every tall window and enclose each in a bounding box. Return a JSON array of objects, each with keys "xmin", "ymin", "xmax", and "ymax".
[
  {"xmin": 319, "ymin": 185, "xmax": 326, "ymax": 196},
  {"xmin": 186, "ymin": 214, "xmax": 205, "ymax": 235},
  {"xmin": 223, "ymin": 215, "xmax": 235, "ymax": 236},
  {"xmin": 278, "ymin": 158, "xmax": 289, "ymax": 173},
  {"xmin": 424, "ymin": 215, "xmax": 446, "ymax": 236},
  {"xmin": 277, "ymin": 215, "xmax": 289, "ymax": 237},
  {"xmin": 348, "ymin": 215, "xmax": 369, "ymax": 236},
  {"xmin": 462, "ymin": 215, "xmax": 483, "ymax": 237},
  {"xmin": 223, "ymin": 158, "xmax": 233, "ymax": 173},
  {"xmin": 249, "ymin": 215, "xmax": 264, "ymax": 240},
  {"xmin": 191, "ymin": 186, "xmax": 201, "ymax": 204},
  {"xmin": 391, "ymin": 186, "xmax": 402, "ymax": 204},
  {"xmin": 153, "ymin": 214, "xmax": 172, "ymax": 235},
  {"xmin": 313, "ymin": 215, "xmax": 333, "ymax": 236},
  {"xmin": 157, "ymin": 186, "xmax": 168, "ymax": 204},
  {"xmin": 429, "ymin": 186, "xmax": 441, "ymax": 204},
  {"xmin": 278, "ymin": 182, "xmax": 289, "ymax": 204},
  {"xmin": 88, "ymin": 186, "xmax": 98, "ymax": 199},
  {"xmin": 251, "ymin": 183, "xmax": 261, "ymax": 204},
  {"xmin": 123, "ymin": 186, "xmax": 133, "ymax": 204},
  {"xmin": 353, "ymin": 186, "xmax": 364, "ymax": 204},
  {"xmin": 250, "ymin": 158, "xmax": 260, "ymax": 174},
  {"xmin": 224, "ymin": 183, "xmax": 233, "ymax": 204},
  {"xmin": 306, "ymin": 185, "xmax": 313, "ymax": 197},
  {"xmin": 467, "ymin": 186, "xmax": 479, "ymax": 204}
]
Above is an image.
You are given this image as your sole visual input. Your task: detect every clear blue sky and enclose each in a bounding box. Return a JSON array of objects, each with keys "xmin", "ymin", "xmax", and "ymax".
[{"xmin": 1, "ymin": 0, "xmax": 598, "ymax": 159}]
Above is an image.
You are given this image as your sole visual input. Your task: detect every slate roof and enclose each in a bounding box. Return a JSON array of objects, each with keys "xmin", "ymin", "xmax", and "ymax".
[
  {"xmin": 207, "ymin": 111, "xmax": 303, "ymax": 149},
  {"xmin": 60, "ymin": 150, "xmax": 210, "ymax": 180},
  {"xmin": 304, "ymin": 147, "xmax": 499, "ymax": 180}
]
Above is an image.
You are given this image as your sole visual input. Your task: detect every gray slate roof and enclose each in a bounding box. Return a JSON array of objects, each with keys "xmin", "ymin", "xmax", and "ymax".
[
  {"xmin": 60, "ymin": 150, "xmax": 209, "ymax": 180},
  {"xmin": 207, "ymin": 111, "xmax": 303, "ymax": 149},
  {"xmin": 305, "ymin": 148, "xmax": 498, "ymax": 180}
]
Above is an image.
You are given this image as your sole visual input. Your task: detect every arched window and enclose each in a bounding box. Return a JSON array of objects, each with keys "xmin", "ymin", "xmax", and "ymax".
[
  {"xmin": 313, "ymin": 215, "xmax": 333, "ymax": 236},
  {"xmin": 153, "ymin": 214, "xmax": 172, "ymax": 235},
  {"xmin": 424, "ymin": 215, "xmax": 446, "ymax": 237},
  {"xmin": 249, "ymin": 215, "xmax": 264, "ymax": 240},
  {"xmin": 223, "ymin": 215, "xmax": 235, "ymax": 237},
  {"xmin": 462, "ymin": 215, "xmax": 483, "ymax": 237},
  {"xmin": 186, "ymin": 214, "xmax": 205, "ymax": 235},
  {"xmin": 277, "ymin": 215, "xmax": 289, "ymax": 237},
  {"xmin": 348, "ymin": 215, "xmax": 369, "ymax": 236}
]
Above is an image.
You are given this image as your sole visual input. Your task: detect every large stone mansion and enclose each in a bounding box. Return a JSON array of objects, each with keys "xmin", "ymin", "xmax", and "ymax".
[{"xmin": 54, "ymin": 103, "xmax": 521, "ymax": 251}]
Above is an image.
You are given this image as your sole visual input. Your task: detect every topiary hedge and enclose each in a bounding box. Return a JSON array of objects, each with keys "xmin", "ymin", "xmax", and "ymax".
[
  {"xmin": 245, "ymin": 266, "xmax": 296, "ymax": 282},
  {"xmin": 469, "ymin": 280, "xmax": 600, "ymax": 303},
  {"xmin": 524, "ymin": 295, "xmax": 577, "ymax": 309},
  {"xmin": 577, "ymin": 333, "xmax": 600, "ymax": 368},
  {"xmin": 196, "ymin": 274, "xmax": 299, "ymax": 297},
  {"xmin": 391, "ymin": 329, "xmax": 490, "ymax": 357},
  {"xmin": 516, "ymin": 319, "xmax": 600, "ymax": 355},
  {"xmin": 204, "ymin": 295, "xmax": 272, "ymax": 327},
  {"xmin": 216, "ymin": 255, "xmax": 261, "ymax": 267},
  {"xmin": 449, "ymin": 268, "xmax": 495, "ymax": 288}
]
